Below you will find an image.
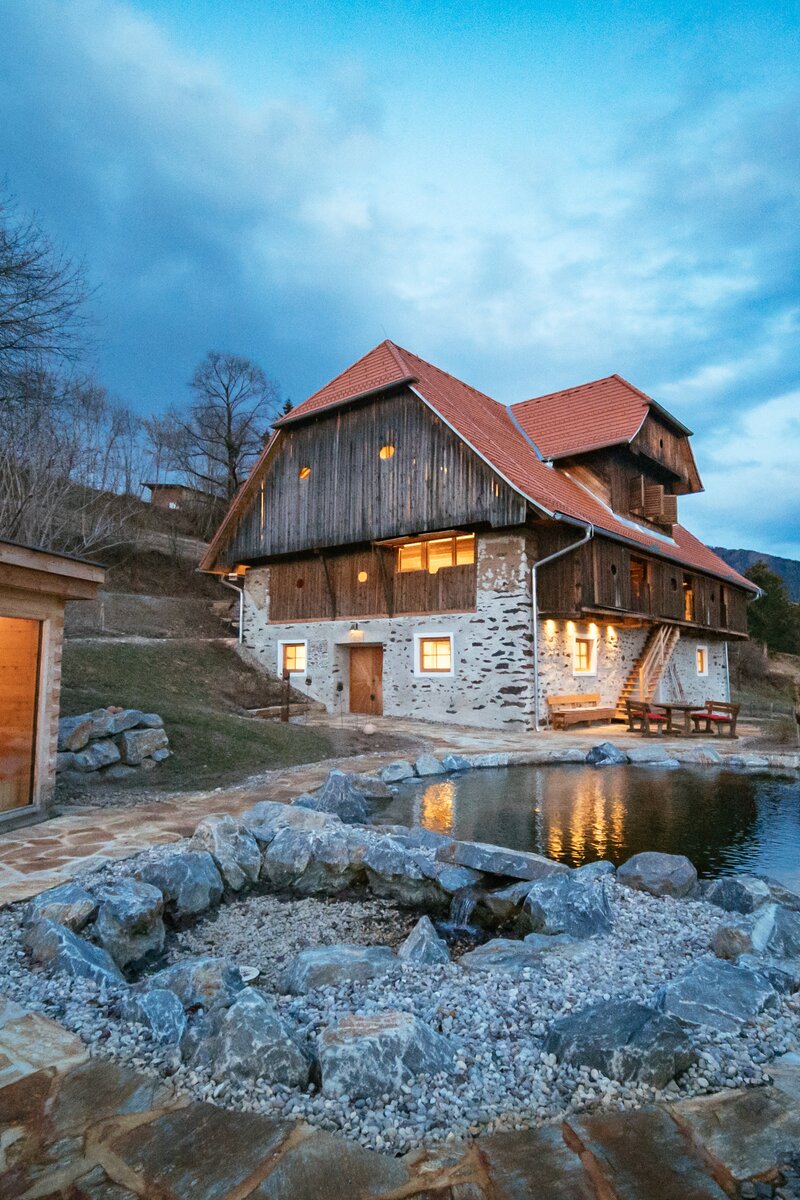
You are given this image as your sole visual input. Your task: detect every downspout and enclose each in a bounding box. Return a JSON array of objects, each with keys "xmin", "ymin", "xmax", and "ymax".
[
  {"xmin": 531, "ymin": 515, "xmax": 594, "ymax": 731},
  {"xmin": 220, "ymin": 574, "xmax": 244, "ymax": 645}
]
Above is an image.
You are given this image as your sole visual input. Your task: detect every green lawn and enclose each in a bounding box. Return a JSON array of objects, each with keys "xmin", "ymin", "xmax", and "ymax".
[{"xmin": 60, "ymin": 641, "xmax": 340, "ymax": 792}]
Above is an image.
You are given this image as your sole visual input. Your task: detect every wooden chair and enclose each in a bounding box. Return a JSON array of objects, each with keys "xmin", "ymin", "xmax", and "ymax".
[
  {"xmin": 547, "ymin": 692, "xmax": 617, "ymax": 730},
  {"xmin": 626, "ymin": 700, "xmax": 669, "ymax": 737},
  {"xmin": 690, "ymin": 701, "xmax": 740, "ymax": 738}
]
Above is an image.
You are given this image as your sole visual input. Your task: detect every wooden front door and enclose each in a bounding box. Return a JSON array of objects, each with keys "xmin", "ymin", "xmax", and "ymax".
[
  {"xmin": 0, "ymin": 617, "xmax": 42, "ymax": 813},
  {"xmin": 349, "ymin": 645, "xmax": 383, "ymax": 715}
]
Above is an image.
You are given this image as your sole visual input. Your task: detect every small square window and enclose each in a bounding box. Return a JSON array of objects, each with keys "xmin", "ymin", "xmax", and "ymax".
[
  {"xmin": 696, "ymin": 646, "xmax": 708, "ymax": 677},
  {"xmin": 573, "ymin": 635, "xmax": 596, "ymax": 676},
  {"xmin": 398, "ymin": 542, "xmax": 424, "ymax": 572},
  {"xmin": 281, "ymin": 642, "xmax": 306, "ymax": 674},
  {"xmin": 419, "ymin": 636, "xmax": 452, "ymax": 673}
]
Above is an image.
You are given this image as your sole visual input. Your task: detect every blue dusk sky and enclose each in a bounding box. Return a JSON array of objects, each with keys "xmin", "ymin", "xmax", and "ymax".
[{"xmin": 1, "ymin": 0, "xmax": 798, "ymax": 555}]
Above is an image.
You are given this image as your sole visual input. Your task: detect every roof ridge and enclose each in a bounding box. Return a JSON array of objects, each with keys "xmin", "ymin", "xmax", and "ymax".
[
  {"xmin": 393, "ymin": 342, "xmax": 505, "ymax": 410},
  {"xmin": 511, "ymin": 374, "xmax": 645, "ymax": 412}
]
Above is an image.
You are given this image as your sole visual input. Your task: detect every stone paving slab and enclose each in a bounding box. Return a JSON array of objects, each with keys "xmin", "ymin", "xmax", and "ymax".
[
  {"xmin": 477, "ymin": 1124, "xmax": 597, "ymax": 1198},
  {"xmin": 671, "ymin": 1086, "xmax": 800, "ymax": 1184}
]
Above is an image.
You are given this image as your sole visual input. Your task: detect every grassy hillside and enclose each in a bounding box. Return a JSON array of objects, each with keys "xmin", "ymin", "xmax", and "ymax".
[{"xmin": 60, "ymin": 641, "xmax": 346, "ymax": 793}]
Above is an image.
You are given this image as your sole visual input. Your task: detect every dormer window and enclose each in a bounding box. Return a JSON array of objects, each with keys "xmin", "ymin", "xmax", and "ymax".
[{"xmin": 397, "ymin": 534, "xmax": 475, "ymax": 574}]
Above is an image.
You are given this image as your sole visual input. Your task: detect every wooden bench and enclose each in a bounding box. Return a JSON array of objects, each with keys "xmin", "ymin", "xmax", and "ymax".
[
  {"xmin": 626, "ymin": 700, "xmax": 669, "ymax": 737},
  {"xmin": 547, "ymin": 693, "xmax": 617, "ymax": 729},
  {"xmin": 690, "ymin": 700, "xmax": 740, "ymax": 738}
]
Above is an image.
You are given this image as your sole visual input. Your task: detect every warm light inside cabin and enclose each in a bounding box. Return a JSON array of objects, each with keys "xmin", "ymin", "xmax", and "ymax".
[
  {"xmin": 379, "ymin": 444, "xmax": 395, "ymax": 460},
  {"xmin": 298, "ymin": 466, "xmax": 311, "ymax": 479},
  {"xmin": 281, "ymin": 642, "xmax": 306, "ymax": 673},
  {"xmin": 397, "ymin": 534, "xmax": 475, "ymax": 574},
  {"xmin": 419, "ymin": 636, "xmax": 452, "ymax": 673},
  {"xmin": 357, "ymin": 570, "xmax": 368, "ymax": 583},
  {"xmin": 574, "ymin": 637, "xmax": 593, "ymax": 674}
]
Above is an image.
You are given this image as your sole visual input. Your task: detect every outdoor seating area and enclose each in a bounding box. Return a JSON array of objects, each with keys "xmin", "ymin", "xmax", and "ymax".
[
  {"xmin": 546, "ymin": 692, "xmax": 617, "ymax": 729},
  {"xmin": 626, "ymin": 698, "xmax": 740, "ymax": 738}
]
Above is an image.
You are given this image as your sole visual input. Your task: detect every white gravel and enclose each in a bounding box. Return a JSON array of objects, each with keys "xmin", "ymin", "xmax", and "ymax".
[{"xmin": 1, "ymin": 866, "xmax": 798, "ymax": 1156}]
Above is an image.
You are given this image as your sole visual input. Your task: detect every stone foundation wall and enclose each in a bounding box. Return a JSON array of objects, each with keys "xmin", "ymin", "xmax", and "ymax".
[
  {"xmin": 536, "ymin": 620, "xmax": 649, "ymax": 716},
  {"xmin": 657, "ymin": 637, "xmax": 729, "ymax": 705}
]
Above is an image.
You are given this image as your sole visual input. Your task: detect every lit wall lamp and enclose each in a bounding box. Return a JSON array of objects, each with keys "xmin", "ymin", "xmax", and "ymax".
[{"xmin": 348, "ymin": 622, "xmax": 364, "ymax": 642}]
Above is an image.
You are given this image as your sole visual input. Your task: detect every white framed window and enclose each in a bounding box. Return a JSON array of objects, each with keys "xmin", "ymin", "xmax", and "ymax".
[
  {"xmin": 573, "ymin": 633, "xmax": 597, "ymax": 676},
  {"xmin": 696, "ymin": 645, "xmax": 709, "ymax": 677},
  {"xmin": 414, "ymin": 631, "xmax": 455, "ymax": 677},
  {"xmin": 278, "ymin": 640, "xmax": 307, "ymax": 676}
]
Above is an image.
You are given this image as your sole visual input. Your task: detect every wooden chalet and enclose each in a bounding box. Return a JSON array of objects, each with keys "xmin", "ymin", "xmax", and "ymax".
[{"xmin": 201, "ymin": 341, "xmax": 756, "ymax": 730}]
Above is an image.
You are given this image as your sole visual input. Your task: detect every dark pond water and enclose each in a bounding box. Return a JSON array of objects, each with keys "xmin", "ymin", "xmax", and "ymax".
[{"xmin": 373, "ymin": 766, "xmax": 800, "ymax": 890}]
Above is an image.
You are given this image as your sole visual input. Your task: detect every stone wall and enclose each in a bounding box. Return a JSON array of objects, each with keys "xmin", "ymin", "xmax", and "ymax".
[
  {"xmin": 536, "ymin": 620, "xmax": 649, "ymax": 715},
  {"xmin": 657, "ymin": 636, "xmax": 729, "ymax": 705}
]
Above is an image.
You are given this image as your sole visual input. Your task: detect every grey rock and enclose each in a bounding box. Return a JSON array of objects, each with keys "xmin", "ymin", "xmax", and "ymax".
[
  {"xmin": 460, "ymin": 938, "xmax": 547, "ymax": 973},
  {"xmin": 658, "ymin": 957, "xmax": 777, "ymax": 1032},
  {"xmin": 544, "ymin": 999, "xmax": 695, "ymax": 1087},
  {"xmin": 738, "ymin": 954, "xmax": 800, "ymax": 994},
  {"xmin": 380, "ymin": 760, "xmax": 415, "ymax": 783},
  {"xmin": 428, "ymin": 862, "xmax": 483, "ymax": 895},
  {"xmin": 293, "ymin": 770, "xmax": 370, "ymax": 824},
  {"xmin": 398, "ymin": 916, "xmax": 450, "ymax": 965},
  {"xmin": 116, "ymin": 727, "xmax": 169, "ymax": 765},
  {"xmin": 617, "ymin": 851, "xmax": 697, "ymax": 898},
  {"xmin": 625, "ymin": 745, "xmax": 679, "ymax": 764},
  {"xmin": 574, "ymin": 860, "xmax": 616, "ymax": 882},
  {"xmin": 463, "ymin": 752, "xmax": 511, "ymax": 768},
  {"xmin": 101, "ymin": 764, "xmax": 140, "ymax": 782},
  {"xmin": 436, "ymin": 838, "xmax": 567, "ymax": 882},
  {"xmin": 414, "ymin": 754, "xmax": 446, "ymax": 777},
  {"xmin": 280, "ymin": 944, "xmax": 396, "ymax": 994},
  {"xmin": 319, "ymin": 1010, "xmax": 454, "ymax": 1100},
  {"xmin": 758, "ymin": 876, "xmax": 800, "ymax": 912},
  {"xmin": 362, "ymin": 840, "xmax": 442, "ymax": 908},
  {"xmin": 190, "ymin": 989, "xmax": 310, "ymax": 1086},
  {"xmin": 55, "ymin": 751, "xmax": 78, "ymax": 773},
  {"xmin": 349, "ymin": 774, "xmax": 393, "ymax": 801},
  {"xmin": 586, "ymin": 742, "xmax": 629, "ymax": 767},
  {"xmin": 26, "ymin": 882, "xmax": 98, "ymax": 932},
  {"xmin": 84, "ymin": 708, "xmax": 116, "ymax": 739},
  {"xmin": 261, "ymin": 827, "xmax": 316, "ymax": 888},
  {"xmin": 149, "ymin": 956, "xmax": 245, "ymax": 1011},
  {"xmin": 396, "ymin": 826, "xmax": 454, "ymax": 852},
  {"xmin": 242, "ymin": 799, "xmax": 340, "ymax": 845},
  {"xmin": 121, "ymin": 987, "xmax": 187, "ymax": 1044},
  {"xmin": 150, "ymin": 748, "xmax": 171, "ymax": 763},
  {"xmin": 441, "ymin": 753, "xmax": 471, "ymax": 772},
  {"xmin": 712, "ymin": 903, "xmax": 800, "ymax": 962},
  {"xmin": 700, "ymin": 875, "xmax": 772, "ymax": 914},
  {"xmin": 137, "ymin": 712, "xmax": 165, "ymax": 728},
  {"xmin": 137, "ymin": 850, "xmax": 223, "ymax": 922},
  {"xmin": 474, "ymin": 880, "xmax": 535, "ymax": 928},
  {"xmin": 108, "ymin": 708, "xmax": 146, "ymax": 735},
  {"xmin": 293, "ymin": 827, "xmax": 362, "ymax": 894},
  {"xmin": 94, "ymin": 879, "xmax": 165, "ymax": 970},
  {"xmin": 57, "ymin": 714, "xmax": 94, "ymax": 752},
  {"xmin": 58, "ymin": 769, "xmax": 102, "ymax": 788},
  {"xmin": 24, "ymin": 919, "xmax": 125, "ymax": 986},
  {"xmin": 73, "ymin": 739, "xmax": 121, "ymax": 773},
  {"xmin": 521, "ymin": 873, "xmax": 613, "ymax": 938},
  {"xmin": 673, "ymin": 747, "xmax": 724, "ymax": 766},
  {"xmin": 189, "ymin": 814, "xmax": 260, "ymax": 891}
]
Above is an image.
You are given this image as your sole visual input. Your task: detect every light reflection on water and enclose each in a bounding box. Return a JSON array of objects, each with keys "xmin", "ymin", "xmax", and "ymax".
[{"xmin": 375, "ymin": 765, "xmax": 800, "ymax": 889}]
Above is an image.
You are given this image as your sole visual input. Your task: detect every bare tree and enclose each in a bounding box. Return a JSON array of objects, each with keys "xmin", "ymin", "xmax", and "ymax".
[
  {"xmin": 0, "ymin": 191, "xmax": 90, "ymax": 393},
  {"xmin": 165, "ymin": 351, "xmax": 281, "ymax": 500}
]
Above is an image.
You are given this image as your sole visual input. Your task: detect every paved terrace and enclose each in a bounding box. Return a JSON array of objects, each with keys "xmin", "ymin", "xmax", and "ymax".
[{"xmin": 0, "ymin": 716, "xmax": 796, "ymax": 907}]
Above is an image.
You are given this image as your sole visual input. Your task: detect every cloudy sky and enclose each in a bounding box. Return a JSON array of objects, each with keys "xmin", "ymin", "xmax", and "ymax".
[{"xmin": 2, "ymin": 0, "xmax": 798, "ymax": 555}]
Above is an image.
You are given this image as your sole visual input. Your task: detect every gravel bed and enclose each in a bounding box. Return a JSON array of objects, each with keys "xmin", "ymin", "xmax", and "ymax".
[{"xmin": 2, "ymin": 863, "xmax": 798, "ymax": 1156}]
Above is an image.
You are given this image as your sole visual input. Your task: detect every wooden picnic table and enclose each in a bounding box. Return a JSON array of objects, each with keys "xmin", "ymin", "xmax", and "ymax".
[{"xmin": 651, "ymin": 702, "xmax": 698, "ymax": 736}]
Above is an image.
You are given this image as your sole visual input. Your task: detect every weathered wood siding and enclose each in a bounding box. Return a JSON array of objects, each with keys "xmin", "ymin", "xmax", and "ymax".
[
  {"xmin": 268, "ymin": 548, "xmax": 477, "ymax": 622},
  {"xmin": 224, "ymin": 389, "xmax": 527, "ymax": 562},
  {"xmin": 537, "ymin": 533, "xmax": 749, "ymax": 635}
]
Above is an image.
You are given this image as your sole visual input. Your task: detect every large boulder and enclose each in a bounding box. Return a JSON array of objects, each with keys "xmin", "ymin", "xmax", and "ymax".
[
  {"xmin": 108, "ymin": 708, "xmax": 146, "ymax": 735},
  {"xmin": 460, "ymin": 938, "xmax": 549, "ymax": 974},
  {"xmin": 116, "ymin": 727, "xmax": 169, "ymax": 765},
  {"xmin": 137, "ymin": 851, "xmax": 223, "ymax": 923},
  {"xmin": 93, "ymin": 880, "xmax": 165, "ymax": 970},
  {"xmin": 57, "ymin": 714, "xmax": 94, "ymax": 752},
  {"xmin": 362, "ymin": 840, "xmax": 442, "ymax": 908},
  {"xmin": 260, "ymin": 827, "xmax": 316, "ymax": 888},
  {"xmin": 319, "ymin": 1010, "xmax": 454, "ymax": 1099},
  {"xmin": 121, "ymin": 987, "xmax": 187, "ymax": 1044},
  {"xmin": 574, "ymin": 861, "xmax": 616, "ymax": 883},
  {"xmin": 436, "ymin": 839, "xmax": 567, "ymax": 882},
  {"xmin": 521, "ymin": 874, "xmax": 613, "ymax": 938},
  {"xmin": 441, "ymin": 754, "xmax": 471, "ymax": 772},
  {"xmin": 25, "ymin": 882, "xmax": 98, "ymax": 932},
  {"xmin": 658, "ymin": 958, "xmax": 777, "ymax": 1033},
  {"xmin": 73, "ymin": 739, "xmax": 121, "ymax": 773},
  {"xmin": 349, "ymin": 774, "xmax": 394, "ymax": 801},
  {"xmin": 190, "ymin": 989, "xmax": 310, "ymax": 1086},
  {"xmin": 137, "ymin": 712, "xmax": 165, "ymax": 729},
  {"xmin": 414, "ymin": 754, "xmax": 445, "ymax": 777},
  {"xmin": 189, "ymin": 815, "xmax": 260, "ymax": 892},
  {"xmin": 149, "ymin": 956, "xmax": 245, "ymax": 1011},
  {"xmin": 473, "ymin": 880, "xmax": 535, "ymax": 929},
  {"xmin": 712, "ymin": 903, "xmax": 800, "ymax": 962},
  {"xmin": 381, "ymin": 760, "xmax": 415, "ymax": 782},
  {"xmin": 293, "ymin": 770, "xmax": 370, "ymax": 824},
  {"xmin": 24, "ymin": 919, "xmax": 125, "ymax": 986},
  {"xmin": 617, "ymin": 851, "xmax": 697, "ymax": 899},
  {"xmin": 398, "ymin": 916, "xmax": 450, "ymax": 965},
  {"xmin": 586, "ymin": 742, "xmax": 629, "ymax": 767},
  {"xmin": 241, "ymin": 800, "xmax": 340, "ymax": 845},
  {"xmin": 544, "ymin": 999, "xmax": 696, "ymax": 1087},
  {"xmin": 738, "ymin": 954, "xmax": 800, "ymax": 994},
  {"xmin": 279, "ymin": 944, "xmax": 396, "ymax": 995},
  {"xmin": 700, "ymin": 875, "xmax": 772, "ymax": 914}
]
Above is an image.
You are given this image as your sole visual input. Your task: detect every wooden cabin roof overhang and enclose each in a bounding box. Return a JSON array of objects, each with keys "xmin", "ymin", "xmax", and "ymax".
[
  {"xmin": 0, "ymin": 540, "xmax": 105, "ymax": 601},
  {"xmin": 200, "ymin": 341, "xmax": 758, "ymax": 598}
]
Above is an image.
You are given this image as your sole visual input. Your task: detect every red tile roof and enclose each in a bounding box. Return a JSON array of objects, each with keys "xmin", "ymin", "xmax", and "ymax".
[
  {"xmin": 510, "ymin": 374, "xmax": 690, "ymax": 460},
  {"xmin": 206, "ymin": 340, "xmax": 755, "ymax": 592}
]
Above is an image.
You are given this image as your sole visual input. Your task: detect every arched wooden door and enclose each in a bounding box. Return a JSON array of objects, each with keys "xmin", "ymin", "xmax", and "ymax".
[{"xmin": 349, "ymin": 645, "xmax": 383, "ymax": 715}]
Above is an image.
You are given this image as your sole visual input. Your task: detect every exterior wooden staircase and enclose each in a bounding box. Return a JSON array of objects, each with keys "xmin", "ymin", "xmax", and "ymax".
[{"xmin": 616, "ymin": 624, "xmax": 681, "ymax": 719}]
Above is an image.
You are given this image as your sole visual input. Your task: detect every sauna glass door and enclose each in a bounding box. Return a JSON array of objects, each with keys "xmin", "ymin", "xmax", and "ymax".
[{"xmin": 0, "ymin": 617, "xmax": 42, "ymax": 812}]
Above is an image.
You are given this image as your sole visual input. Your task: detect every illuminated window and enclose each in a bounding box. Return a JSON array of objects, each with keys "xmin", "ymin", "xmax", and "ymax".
[
  {"xmin": 397, "ymin": 534, "xmax": 475, "ymax": 574},
  {"xmin": 280, "ymin": 642, "xmax": 306, "ymax": 674},
  {"xmin": 573, "ymin": 635, "xmax": 597, "ymax": 676},
  {"xmin": 696, "ymin": 646, "xmax": 708, "ymax": 677},
  {"xmin": 379, "ymin": 444, "xmax": 395, "ymax": 460},
  {"xmin": 357, "ymin": 570, "xmax": 368, "ymax": 583},
  {"xmin": 418, "ymin": 636, "xmax": 453, "ymax": 673},
  {"xmin": 298, "ymin": 466, "xmax": 311, "ymax": 480},
  {"xmin": 683, "ymin": 575, "xmax": 695, "ymax": 621}
]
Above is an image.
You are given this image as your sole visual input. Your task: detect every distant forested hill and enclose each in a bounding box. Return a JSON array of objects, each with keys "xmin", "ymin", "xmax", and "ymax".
[{"xmin": 713, "ymin": 548, "xmax": 800, "ymax": 602}]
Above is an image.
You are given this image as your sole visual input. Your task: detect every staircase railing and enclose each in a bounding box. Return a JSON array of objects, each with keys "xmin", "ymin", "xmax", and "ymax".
[{"xmin": 636, "ymin": 625, "xmax": 680, "ymax": 703}]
